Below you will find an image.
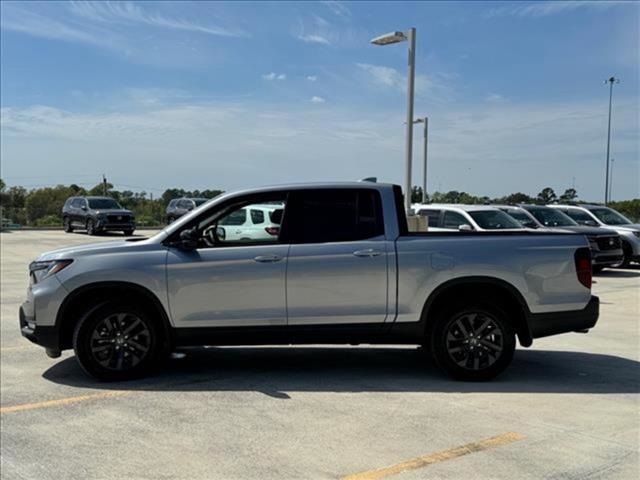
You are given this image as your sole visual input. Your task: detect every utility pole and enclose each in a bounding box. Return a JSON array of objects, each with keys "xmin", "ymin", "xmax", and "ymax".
[
  {"xmin": 102, "ymin": 174, "xmax": 107, "ymax": 196},
  {"xmin": 604, "ymin": 76, "xmax": 619, "ymax": 205}
]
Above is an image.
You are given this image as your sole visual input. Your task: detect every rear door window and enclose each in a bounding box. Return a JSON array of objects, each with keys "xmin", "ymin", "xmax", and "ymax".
[
  {"xmin": 418, "ymin": 209, "xmax": 441, "ymax": 227},
  {"xmin": 288, "ymin": 189, "xmax": 384, "ymax": 244},
  {"xmin": 443, "ymin": 211, "xmax": 468, "ymax": 229},
  {"xmin": 250, "ymin": 209, "xmax": 265, "ymax": 225}
]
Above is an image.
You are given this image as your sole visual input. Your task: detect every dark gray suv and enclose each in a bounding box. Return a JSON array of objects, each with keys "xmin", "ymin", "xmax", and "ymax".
[
  {"xmin": 165, "ymin": 198, "xmax": 208, "ymax": 223},
  {"xmin": 62, "ymin": 196, "xmax": 135, "ymax": 236}
]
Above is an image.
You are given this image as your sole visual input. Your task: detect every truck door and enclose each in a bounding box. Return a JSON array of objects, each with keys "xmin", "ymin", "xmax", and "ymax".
[
  {"xmin": 284, "ymin": 188, "xmax": 390, "ymax": 325},
  {"xmin": 166, "ymin": 192, "xmax": 289, "ymax": 328}
]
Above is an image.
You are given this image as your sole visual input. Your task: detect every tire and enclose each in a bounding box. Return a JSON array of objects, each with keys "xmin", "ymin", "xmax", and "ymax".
[
  {"xmin": 73, "ymin": 301, "xmax": 163, "ymax": 381},
  {"xmin": 430, "ymin": 303, "xmax": 516, "ymax": 381},
  {"xmin": 63, "ymin": 217, "xmax": 73, "ymax": 233},
  {"xmin": 86, "ymin": 218, "xmax": 97, "ymax": 236},
  {"xmin": 613, "ymin": 243, "xmax": 632, "ymax": 268},
  {"xmin": 123, "ymin": 229, "xmax": 134, "ymax": 236}
]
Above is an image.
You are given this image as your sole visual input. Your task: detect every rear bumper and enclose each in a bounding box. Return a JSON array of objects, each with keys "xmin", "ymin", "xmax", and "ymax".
[
  {"xmin": 19, "ymin": 306, "xmax": 60, "ymax": 351},
  {"xmin": 527, "ymin": 296, "xmax": 599, "ymax": 339}
]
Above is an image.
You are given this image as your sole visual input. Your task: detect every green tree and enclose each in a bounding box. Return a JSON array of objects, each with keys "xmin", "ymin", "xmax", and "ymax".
[
  {"xmin": 411, "ymin": 186, "xmax": 423, "ymax": 203},
  {"xmin": 536, "ymin": 187, "xmax": 557, "ymax": 205},
  {"xmin": 559, "ymin": 188, "xmax": 578, "ymax": 202},
  {"xmin": 497, "ymin": 192, "xmax": 534, "ymax": 204}
]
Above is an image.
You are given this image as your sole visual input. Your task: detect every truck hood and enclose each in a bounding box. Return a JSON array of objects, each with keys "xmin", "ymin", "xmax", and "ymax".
[
  {"xmin": 37, "ymin": 238, "xmax": 159, "ymax": 261},
  {"xmin": 559, "ymin": 226, "xmax": 619, "ymax": 236},
  {"xmin": 612, "ymin": 224, "xmax": 640, "ymax": 232}
]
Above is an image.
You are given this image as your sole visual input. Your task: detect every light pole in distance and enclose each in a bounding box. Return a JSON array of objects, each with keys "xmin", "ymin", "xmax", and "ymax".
[
  {"xmin": 604, "ymin": 76, "xmax": 619, "ymax": 205},
  {"xmin": 412, "ymin": 117, "xmax": 429, "ymax": 203}
]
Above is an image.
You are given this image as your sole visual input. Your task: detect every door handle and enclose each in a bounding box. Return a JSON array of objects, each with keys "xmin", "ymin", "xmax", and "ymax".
[
  {"xmin": 253, "ymin": 255, "xmax": 283, "ymax": 263},
  {"xmin": 353, "ymin": 249, "xmax": 383, "ymax": 258}
]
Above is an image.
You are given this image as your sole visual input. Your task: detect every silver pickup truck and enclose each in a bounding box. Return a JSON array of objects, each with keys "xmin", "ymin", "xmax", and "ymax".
[{"xmin": 20, "ymin": 182, "xmax": 599, "ymax": 381}]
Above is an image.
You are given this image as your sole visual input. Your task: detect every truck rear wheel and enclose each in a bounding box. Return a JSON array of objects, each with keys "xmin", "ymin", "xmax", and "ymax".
[
  {"xmin": 430, "ymin": 304, "xmax": 515, "ymax": 381},
  {"xmin": 73, "ymin": 302, "xmax": 163, "ymax": 381}
]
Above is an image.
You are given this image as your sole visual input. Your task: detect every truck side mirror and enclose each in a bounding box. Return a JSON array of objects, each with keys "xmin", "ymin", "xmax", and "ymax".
[
  {"xmin": 458, "ymin": 224, "xmax": 473, "ymax": 232},
  {"xmin": 178, "ymin": 228, "xmax": 199, "ymax": 250}
]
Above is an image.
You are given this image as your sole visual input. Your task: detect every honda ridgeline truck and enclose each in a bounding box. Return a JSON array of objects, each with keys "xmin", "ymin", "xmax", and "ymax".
[{"xmin": 21, "ymin": 183, "xmax": 598, "ymax": 381}]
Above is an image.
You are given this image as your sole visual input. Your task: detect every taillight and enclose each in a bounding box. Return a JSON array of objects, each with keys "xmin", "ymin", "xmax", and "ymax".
[
  {"xmin": 574, "ymin": 247, "xmax": 592, "ymax": 289},
  {"xmin": 265, "ymin": 226, "xmax": 280, "ymax": 236}
]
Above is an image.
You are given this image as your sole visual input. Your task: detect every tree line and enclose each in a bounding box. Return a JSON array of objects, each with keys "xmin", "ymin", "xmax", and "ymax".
[
  {"xmin": 0, "ymin": 178, "xmax": 638, "ymax": 226},
  {"xmin": 0, "ymin": 179, "xmax": 223, "ymax": 226}
]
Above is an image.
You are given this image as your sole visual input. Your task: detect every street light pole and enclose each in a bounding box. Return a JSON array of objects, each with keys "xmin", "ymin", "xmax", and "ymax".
[
  {"xmin": 609, "ymin": 158, "xmax": 615, "ymax": 202},
  {"xmin": 404, "ymin": 28, "xmax": 416, "ymax": 215},
  {"xmin": 410, "ymin": 116, "xmax": 429, "ymax": 204},
  {"xmin": 422, "ymin": 116, "xmax": 428, "ymax": 203},
  {"xmin": 371, "ymin": 28, "xmax": 417, "ymax": 215},
  {"xmin": 604, "ymin": 76, "xmax": 619, "ymax": 205}
]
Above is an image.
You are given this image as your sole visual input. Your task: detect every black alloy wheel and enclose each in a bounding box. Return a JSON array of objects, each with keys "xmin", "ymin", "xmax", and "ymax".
[
  {"xmin": 63, "ymin": 217, "xmax": 73, "ymax": 233},
  {"xmin": 431, "ymin": 304, "xmax": 515, "ymax": 381},
  {"xmin": 86, "ymin": 218, "xmax": 96, "ymax": 235},
  {"xmin": 73, "ymin": 302, "xmax": 164, "ymax": 380}
]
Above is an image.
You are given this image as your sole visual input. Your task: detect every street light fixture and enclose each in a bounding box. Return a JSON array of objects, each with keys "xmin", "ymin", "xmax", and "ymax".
[
  {"xmin": 412, "ymin": 117, "xmax": 429, "ymax": 203},
  {"xmin": 604, "ymin": 76, "xmax": 620, "ymax": 205},
  {"xmin": 371, "ymin": 27, "xmax": 416, "ymax": 215}
]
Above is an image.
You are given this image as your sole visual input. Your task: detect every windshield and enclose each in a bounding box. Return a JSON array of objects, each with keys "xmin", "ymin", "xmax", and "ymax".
[
  {"xmin": 588, "ymin": 207, "xmax": 632, "ymax": 225},
  {"xmin": 469, "ymin": 210, "xmax": 523, "ymax": 230},
  {"xmin": 503, "ymin": 209, "xmax": 538, "ymax": 228},
  {"xmin": 194, "ymin": 199, "xmax": 208, "ymax": 206},
  {"xmin": 88, "ymin": 198, "xmax": 122, "ymax": 209},
  {"xmin": 526, "ymin": 207, "xmax": 577, "ymax": 227}
]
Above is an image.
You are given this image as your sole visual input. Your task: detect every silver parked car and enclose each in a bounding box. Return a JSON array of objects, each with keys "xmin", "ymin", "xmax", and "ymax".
[
  {"xmin": 548, "ymin": 204, "xmax": 640, "ymax": 267},
  {"xmin": 495, "ymin": 205, "xmax": 623, "ymax": 271}
]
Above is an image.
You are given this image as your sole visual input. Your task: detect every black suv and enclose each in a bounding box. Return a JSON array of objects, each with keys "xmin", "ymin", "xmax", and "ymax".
[
  {"xmin": 165, "ymin": 198, "xmax": 208, "ymax": 223},
  {"xmin": 62, "ymin": 196, "xmax": 136, "ymax": 236}
]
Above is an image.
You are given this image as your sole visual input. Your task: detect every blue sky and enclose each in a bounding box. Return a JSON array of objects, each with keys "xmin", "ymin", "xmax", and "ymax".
[{"xmin": 1, "ymin": 1, "xmax": 638, "ymax": 200}]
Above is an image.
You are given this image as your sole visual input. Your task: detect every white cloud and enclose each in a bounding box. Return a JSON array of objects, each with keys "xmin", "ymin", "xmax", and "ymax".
[
  {"xmin": 310, "ymin": 96, "xmax": 326, "ymax": 103},
  {"xmin": 356, "ymin": 63, "xmax": 453, "ymax": 102},
  {"xmin": 322, "ymin": 1, "xmax": 351, "ymax": 18},
  {"xmin": 262, "ymin": 72, "xmax": 286, "ymax": 81},
  {"xmin": 486, "ymin": 1, "xmax": 625, "ymax": 18},
  {"xmin": 297, "ymin": 34, "xmax": 331, "ymax": 45},
  {"xmin": 0, "ymin": 5, "xmax": 120, "ymax": 50},
  {"xmin": 306, "ymin": 75, "xmax": 318, "ymax": 82},
  {"xmin": 1, "ymin": 98, "xmax": 638, "ymax": 199},
  {"xmin": 68, "ymin": 1, "xmax": 249, "ymax": 37},
  {"xmin": 485, "ymin": 93, "xmax": 507, "ymax": 103}
]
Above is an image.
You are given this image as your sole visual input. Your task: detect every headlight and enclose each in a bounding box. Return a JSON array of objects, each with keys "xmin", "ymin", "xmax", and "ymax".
[
  {"xmin": 633, "ymin": 231, "xmax": 640, "ymax": 238},
  {"xmin": 29, "ymin": 259, "xmax": 73, "ymax": 283}
]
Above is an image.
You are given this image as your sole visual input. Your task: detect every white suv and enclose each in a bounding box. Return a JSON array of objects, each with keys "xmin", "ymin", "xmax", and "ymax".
[
  {"xmin": 215, "ymin": 204, "xmax": 283, "ymax": 242},
  {"xmin": 413, "ymin": 204, "xmax": 525, "ymax": 232}
]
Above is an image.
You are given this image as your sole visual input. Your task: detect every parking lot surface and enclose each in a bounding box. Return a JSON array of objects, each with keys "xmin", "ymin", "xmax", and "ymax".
[{"xmin": 1, "ymin": 230, "xmax": 639, "ymax": 480}]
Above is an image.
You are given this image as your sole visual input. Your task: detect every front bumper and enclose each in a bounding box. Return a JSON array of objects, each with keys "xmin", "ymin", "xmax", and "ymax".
[
  {"xmin": 19, "ymin": 305, "xmax": 61, "ymax": 352},
  {"xmin": 527, "ymin": 295, "xmax": 599, "ymax": 339},
  {"xmin": 592, "ymin": 252, "xmax": 624, "ymax": 267},
  {"xmin": 96, "ymin": 220, "xmax": 136, "ymax": 231}
]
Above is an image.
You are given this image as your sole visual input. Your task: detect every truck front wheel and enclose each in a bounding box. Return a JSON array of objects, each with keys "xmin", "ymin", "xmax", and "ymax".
[
  {"xmin": 73, "ymin": 302, "xmax": 163, "ymax": 381},
  {"xmin": 430, "ymin": 304, "xmax": 515, "ymax": 381}
]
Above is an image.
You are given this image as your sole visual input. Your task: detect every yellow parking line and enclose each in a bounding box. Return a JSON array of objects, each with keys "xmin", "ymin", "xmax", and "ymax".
[
  {"xmin": 0, "ymin": 391, "xmax": 129, "ymax": 414},
  {"xmin": 342, "ymin": 432, "xmax": 525, "ymax": 480}
]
